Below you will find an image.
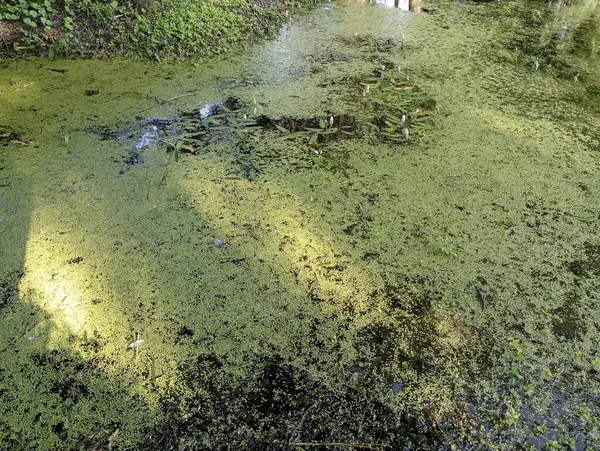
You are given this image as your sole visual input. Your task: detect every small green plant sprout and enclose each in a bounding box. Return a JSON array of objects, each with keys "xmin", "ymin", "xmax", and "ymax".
[
  {"xmin": 504, "ymin": 407, "xmax": 520, "ymax": 426},
  {"xmin": 159, "ymin": 138, "xmax": 181, "ymax": 186},
  {"xmin": 508, "ymin": 367, "xmax": 522, "ymax": 384},
  {"xmin": 48, "ymin": 34, "xmax": 69, "ymax": 59},
  {"xmin": 251, "ymin": 95, "xmax": 262, "ymax": 116},
  {"xmin": 148, "ymin": 356, "xmax": 162, "ymax": 383},
  {"xmin": 508, "ymin": 336, "xmax": 524, "ymax": 360}
]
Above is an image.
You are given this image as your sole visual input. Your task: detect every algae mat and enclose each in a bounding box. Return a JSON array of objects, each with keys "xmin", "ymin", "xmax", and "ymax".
[{"xmin": 0, "ymin": 0, "xmax": 599, "ymax": 449}]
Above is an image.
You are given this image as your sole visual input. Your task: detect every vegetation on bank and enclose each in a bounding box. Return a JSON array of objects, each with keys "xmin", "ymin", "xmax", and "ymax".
[{"xmin": 0, "ymin": 0, "xmax": 315, "ymax": 59}]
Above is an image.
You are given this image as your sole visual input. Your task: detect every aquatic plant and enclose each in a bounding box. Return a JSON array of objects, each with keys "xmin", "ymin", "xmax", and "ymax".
[
  {"xmin": 170, "ymin": 99, "xmax": 357, "ymax": 177},
  {"xmin": 361, "ymin": 67, "xmax": 435, "ymax": 144}
]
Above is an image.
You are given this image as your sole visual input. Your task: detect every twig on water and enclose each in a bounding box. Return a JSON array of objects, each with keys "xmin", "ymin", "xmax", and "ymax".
[
  {"xmin": 107, "ymin": 428, "xmax": 120, "ymax": 451},
  {"xmin": 288, "ymin": 403, "xmax": 316, "ymax": 444},
  {"xmin": 426, "ymin": 408, "xmax": 446, "ymax": 437},
  {"xmin": 472, "ymin": 282, "xmax": 486, "ymax": 312},
  {"xmin": 140, "ymin": 92, "xmax": 200, "ymax": 113}
]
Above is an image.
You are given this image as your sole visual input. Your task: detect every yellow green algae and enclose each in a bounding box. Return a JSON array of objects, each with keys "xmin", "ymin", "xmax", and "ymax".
[{"xmin": 1, "ymin": 0, "xmax": 600, "ymax": 448}]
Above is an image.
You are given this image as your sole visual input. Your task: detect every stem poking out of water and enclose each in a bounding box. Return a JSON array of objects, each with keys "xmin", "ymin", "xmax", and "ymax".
[{"xmin": 140, "ymin": 92, "xmax": 200, "ymax": 113}]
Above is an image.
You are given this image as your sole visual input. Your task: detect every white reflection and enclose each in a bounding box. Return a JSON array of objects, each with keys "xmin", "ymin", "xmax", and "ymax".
[{"xmin": 369, "ymin": 0, "xmax": 422, "ymax": 11}]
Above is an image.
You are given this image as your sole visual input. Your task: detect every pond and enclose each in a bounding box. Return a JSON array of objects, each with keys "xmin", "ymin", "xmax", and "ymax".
[{"xmin": 0, "ymin": 0, "xmax": 599, "ymax": 448}]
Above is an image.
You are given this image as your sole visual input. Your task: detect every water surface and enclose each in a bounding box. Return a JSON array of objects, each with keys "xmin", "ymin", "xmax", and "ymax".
[{"xmin": 0, "ymin": 0, "xmax": 599, "ymax": 448}]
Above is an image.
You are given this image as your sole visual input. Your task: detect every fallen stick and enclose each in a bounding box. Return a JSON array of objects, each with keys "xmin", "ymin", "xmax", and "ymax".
[{"xmin": 140, "ymin": 92, "xmax": 200, "ymax": 113}]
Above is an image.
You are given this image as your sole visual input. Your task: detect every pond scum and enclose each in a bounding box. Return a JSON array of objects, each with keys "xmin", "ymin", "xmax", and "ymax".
[{"xmin": 1, "ymin": 0, "xmax": 600, "ymax": 449}]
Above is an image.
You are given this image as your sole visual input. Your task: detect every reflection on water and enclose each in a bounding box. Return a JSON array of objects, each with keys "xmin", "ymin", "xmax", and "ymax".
[
  {"xmin": 199, "ymin": 102, "xmax": 221, "ymax": 118},
  {"xmin": 370, "ymin": 0, "xmax": 421, "ymax": 12}
]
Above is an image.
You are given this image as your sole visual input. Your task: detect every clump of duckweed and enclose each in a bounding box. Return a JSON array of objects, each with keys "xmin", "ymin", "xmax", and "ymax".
[{"xmin": 339, "ymin": 33, "xmax": 406, "ymax": 53}]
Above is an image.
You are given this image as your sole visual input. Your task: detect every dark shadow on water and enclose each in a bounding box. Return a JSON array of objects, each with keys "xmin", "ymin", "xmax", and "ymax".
[{"xmin": 0, "ymin": 304, "xmax": 152, "ymax": 448}]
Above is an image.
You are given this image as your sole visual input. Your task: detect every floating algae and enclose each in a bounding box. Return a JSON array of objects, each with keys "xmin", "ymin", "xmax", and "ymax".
[{"xmin": 0, "ymin": 0, "xmax": 599, "ymax": 449}]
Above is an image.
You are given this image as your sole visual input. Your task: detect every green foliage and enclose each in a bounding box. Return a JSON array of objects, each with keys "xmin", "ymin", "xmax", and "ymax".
[
  {"xmin": 0, "ymin": 0, "xmax": 301, "ymax": 58},
  {"xmin": 361, "ymin": 67, "xmax": 436, "ymax": 144},
  {"xmin": 0, "ymin": 0, "xmax": 58, "ymax": 44},
  {"xmin": 124, "ymin": 0, "xmax": 281, "ymax": 59},
  {"xmin": 0, "ymin": 0, "xmax": 117, "ymax": 55}
]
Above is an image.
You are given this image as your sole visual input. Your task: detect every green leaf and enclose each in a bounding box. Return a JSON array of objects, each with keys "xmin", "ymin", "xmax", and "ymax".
[
  {"xmin": 384, "ymin": 112, "xmax": 403, "ymax": 124},
  {"xmin": 274, "ymin": 124, "xmax": 290, "ymax": 134},
  {"xmin": 411, "ymin": 123, "xmax": 434, "ymax": 130}
]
